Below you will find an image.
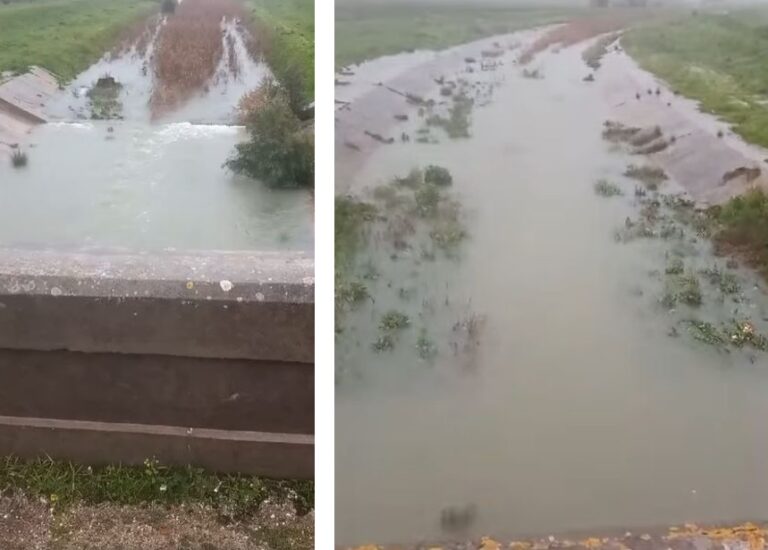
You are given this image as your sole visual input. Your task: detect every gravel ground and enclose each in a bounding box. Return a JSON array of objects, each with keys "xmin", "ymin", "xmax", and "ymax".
[{"xmin": 0, "ymin": 492, "xmax": 313, "ymax": 549}]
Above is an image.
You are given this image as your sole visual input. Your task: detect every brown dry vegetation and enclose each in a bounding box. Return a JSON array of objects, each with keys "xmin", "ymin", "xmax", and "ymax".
[
  {"xmin": 519, "ymin": 13, "xmax": 639, "ymax": 64},
  {"xmin": 112, "ymin": 14, "xmax": 161, "ymax": 57},
  {"xmin": 151, "ymin": 0, "xmax": 248, "ymax": 114}
]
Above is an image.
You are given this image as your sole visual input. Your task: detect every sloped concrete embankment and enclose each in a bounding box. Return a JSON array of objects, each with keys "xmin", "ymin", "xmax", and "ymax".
[
  {"xmin": 0, "ymin": 249, "xmax": 314, "ymax": 478},
  {"xmin": 596, "ymin": 39, "xmax": 768, "ymax": 206},
  {"xmin": 0, "ymin": 68, "xmax": 58, "ymax": 157}
]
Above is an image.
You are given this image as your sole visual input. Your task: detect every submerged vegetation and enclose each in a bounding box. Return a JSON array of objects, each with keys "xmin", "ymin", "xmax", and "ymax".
[
  {"xmin": 594, "ymin": 179, "xmax": 623, "ymax": 197},
  {"xmin": 623, "ymin": 9, "xmax": 768, "ymax": 148},
  {"xmin": 624, "ymin": 164, "xmax": 667, "ymax": 189},
  {"xmin": 227, "ymin": 78, "xmax": 313, "ymax": 188},
  {"xmin": 87, "ymin": 74, "xmax": 123, "ymax": 119},
  {"xmin": 336, "ymin": 165, "xmax": 472, "ymax": 359},
  {"xmin": 10, "ymin": 149, "xmax": 27, "ymax": 168},
  {"xmin": 425, "ymin": 92, "xmax": 473, "ymax": 139}
]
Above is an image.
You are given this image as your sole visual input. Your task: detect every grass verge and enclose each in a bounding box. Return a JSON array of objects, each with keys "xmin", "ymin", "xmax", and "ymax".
[
  {"xmin": 622, "ymin": 9, "xmax": 768, "ymax": 148},
  {"xmin": 0, "ymin": 456, "xmax": 313, "ymax": 519},
  {"xmin": 0, "ymin": 0, "xmax": 156, "ymax": 81},
  {"xmin": 712, "ymin": 188, "xmax": 768, "ymax": 279},
  {"xmin": 335, "ymin": 2, "xmax": 578, "ymax": 67},
  {"xmin": 245, "ymin": 0, "xmax": 313, "ymax": 101}
]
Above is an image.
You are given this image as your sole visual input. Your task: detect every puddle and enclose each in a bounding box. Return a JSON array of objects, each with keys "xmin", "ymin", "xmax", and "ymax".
[{"xmin": 336, "ymin": 33, "xmax": 768, "ymax": 546}]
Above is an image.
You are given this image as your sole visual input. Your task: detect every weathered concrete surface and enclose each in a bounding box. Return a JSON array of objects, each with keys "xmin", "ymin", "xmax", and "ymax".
[
  {"xmin": 346, "ymin": 522, "xmax": 768, "ymax": 550},
  {"xmin": 0, "ymin": 416, "xmax": 312, "ymax": 479},
  {"xmin": 334, "ymin": 28, "xmax": 549, "ymax": 193},
  {"xmin": 597, "ymin": 37, "xmax": 768, "ymax": 206},
  {"xmin": 0, "ymin": 248, "xmax": 314, "ymax": 363},
  {"xmin": 0, "ymin": 349, "xmax": 313, "ymax": 433},
  {"xmin": 0, "ymin": 67, "xmax": 57, "ymax": 157},
  {"xmin": 0, "ymin": 248, "xmax": 314, "ymax": 477}
]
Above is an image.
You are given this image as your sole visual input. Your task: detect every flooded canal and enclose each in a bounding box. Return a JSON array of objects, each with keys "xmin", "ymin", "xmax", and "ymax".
[
  {"xmin": 336, "ymin": 32, "xmax": 768, "ymax": 545},
  {"xmin": 1, "ymin": 14, "xmax": 312, "ymax": 252}
]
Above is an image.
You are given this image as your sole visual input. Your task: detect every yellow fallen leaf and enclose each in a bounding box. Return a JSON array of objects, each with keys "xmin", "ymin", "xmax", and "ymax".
[{"xmin": 480, "ymin": 536, "xmax": 502, "ymax": 550}]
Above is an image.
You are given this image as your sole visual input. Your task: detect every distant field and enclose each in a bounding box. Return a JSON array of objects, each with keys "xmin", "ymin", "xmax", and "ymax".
[
  {"xmin": 623, "ymin": 8, "xmax": 768, "ymax": 149},
  {"xmin": 0, "ymin": 0, "xmax": 156, "ymax": 81},
  {"xmin": 336, "ymin": 3, "xmax": 581, "ymax": 67},
  {"xmin": 246, "ymin": 0, "xmax": 314, "ymax": 99}
]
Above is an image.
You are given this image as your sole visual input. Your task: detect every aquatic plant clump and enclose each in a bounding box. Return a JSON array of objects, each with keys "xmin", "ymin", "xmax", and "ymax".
[
  {"xmin": 380, "ymin": 311, "xmax": 410, "ymax": 331},
  {"xmin": 424, "ymin": 165, "xmax": 453, "ymax": 187},
  {"xmin": 662, "ymin": 272, "xmax": 702, "ymax": 308},
  {"xmin": 624, "ymin": 164, "xmax": 668, "ymax": 189},
  {"xmin": 685, "ymin": 319, "xmax": 768, "ymax": 352},
  {"xmin": 416, "ymin": 328, "xmax": 438, "ymax": 361},
  {"xmin": 425, "ymin": 93, "xmax": 473, "ymax": 139},
  {"xmin": 665, "ymin": 257, "xmax": 684, "ymax": 275},
  {"xmin": 700, "ymin": 265, "xmax": 740, "ymax": 295},
  {"xmin": 87, "ymin": 75, "xmax": 123, "ymax": 120},
  {"xmin": 594, "ymin": 179, "xmax": 623, "ymax": 197},
  {"xmin": 10, "ymin": 150, "xmax": 27, "ymax": 168}
]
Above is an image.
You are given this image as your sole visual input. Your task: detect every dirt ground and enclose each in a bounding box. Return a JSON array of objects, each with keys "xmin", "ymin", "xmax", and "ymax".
[{"xmin": 0, "ymin": 492, "xmax": 313, "ymax": 550}]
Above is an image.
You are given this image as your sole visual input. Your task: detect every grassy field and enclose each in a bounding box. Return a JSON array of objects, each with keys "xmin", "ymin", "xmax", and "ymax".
[
  {"xmin": 336, "ymin": 2, "xmax": 580, "ymax": 67},
  {"xmin": 246, "ymin": 0, "xmax": 314, "ymax": 100},
  {"xmin": 0, "ymin": 0, "xmax": 156, "ymax": 81},
  {"xmin": 623, "ymin": 9, "xmax": 768, "ymax": 148}
]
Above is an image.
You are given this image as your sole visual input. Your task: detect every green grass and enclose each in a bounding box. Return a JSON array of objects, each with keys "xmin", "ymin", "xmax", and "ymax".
[
  {"xmin": 0, "ymin": 456, "xmax": 313, "ymax": 518},
  {"xmin": 623, "ymin": 9, "xmax": 768, "ymax": 148},
  {"xmin": 336, "ymin": 2, "xmax": 579, "ymax": 67},
  {"xmin": 714, "ymin": 188, "xmax": 768, "ymax": 278},
  {"xmin": 0, "ymin": 0, "xmax": 156, "ymax": 81},
  {"xmin": 245, "ymin": 0, "xmax": 313, "ymax": 100}
]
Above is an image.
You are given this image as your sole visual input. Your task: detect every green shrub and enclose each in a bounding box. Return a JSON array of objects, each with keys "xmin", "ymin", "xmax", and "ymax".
[{"xmin": 227, "ymin": 91, "xmax": 313, "ymax": 188}]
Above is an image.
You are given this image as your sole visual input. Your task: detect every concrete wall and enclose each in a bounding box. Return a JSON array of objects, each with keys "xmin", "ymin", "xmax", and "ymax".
[{"xmin": 0, "ymin": 248, "xmax": 314, "ymax": 479}]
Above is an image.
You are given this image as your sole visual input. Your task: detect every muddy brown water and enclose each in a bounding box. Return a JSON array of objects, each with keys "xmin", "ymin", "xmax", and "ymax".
[
  {"xmin": 336, "ymin": 35, "xmax": 768, "ymax": 546},
  {"xmin": 1, "ymin": 17, "xmax": 312, "ymax": 252}
]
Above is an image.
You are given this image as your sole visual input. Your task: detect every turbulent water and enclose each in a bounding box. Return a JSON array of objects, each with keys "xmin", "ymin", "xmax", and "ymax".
[
  {"xmin": 4, "ymin": 16, "xmax": 312, "ymax": 252},
  {"xmin": 336, "ymin": 37, "xmax": 768, "ymax": 545}
]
